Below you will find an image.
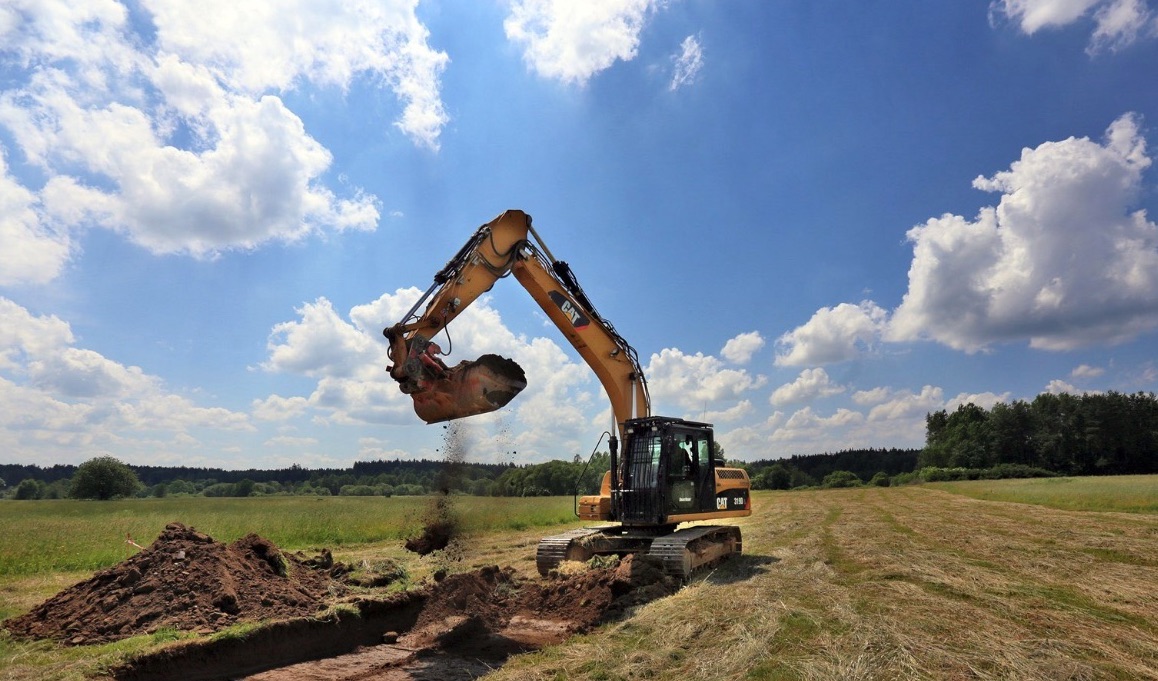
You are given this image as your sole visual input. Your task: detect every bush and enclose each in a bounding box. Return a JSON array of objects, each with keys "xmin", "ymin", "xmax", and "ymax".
[
  {"xmin": 979, "ymin": 464, "xmax": 1057, "ymax": 480},
  {"xmin": 13, "ymin": 478, "xmax": 44, "ymax": 500},
  {"xmin": 339, "ymin": 484, "xmax": 378, "ymax": 496},
  {"xmin": 69, "ymin": 457, "xmax": 140, "ymax": 500},
  {"xmin": 822, "ymin": 470, "xmax": 861, "ymax": 488},
  {"xmin": 890, "ymin": 471, "xmax": 920, "ymax": 486},
  {"xmin": 869, "ymin": 471, "xmax": 890, "ymax": 487}
]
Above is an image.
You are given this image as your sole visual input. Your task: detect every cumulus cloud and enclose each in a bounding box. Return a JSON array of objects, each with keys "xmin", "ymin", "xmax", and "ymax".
[
  {"xmin": 702, "ymin": 400, "xmax": 754, "ymax": 424},
  {"xmin": 0, "ymin": 296, "xmax": 251, "ymax": 464},
  {"xmin": 944, "ymin": 391, "xmax": 1012, "ymax": 411},
  {"xmin": 1071, "ymin": 363, "xmax": 1106, "ymax": 378},
  {"xmin": 0, "ymin": 0, "xmax": 447, "ymax": 283},
  {"xmin": 888, "ymin": 113, "xmax": 1158, "ymax": 352},
  {"xmin": 265, "ymin": 298, "xmax": 382, "ymax": 379},
  {"xmin": 146, "ymin": 0, "xmax": 449, "ymax": 146},
  {"xmin": 719, "ymin": 379, "xmax": 974, "ymax": 459},
  {"xmin": 769, "ymin": 368, "xmax": 846, "ymax": 407},
  {"xmin": 669, "ymin": 34, "xmax": 704, "ymax": 91},
  {"xmin": 775, "ymin": 301, "xmax": 888, "ymax": 366},
  {"xmin": 777, "ymin": 114, "xmax": 1158, "ymax": 369},
  {"xmin": 261, "ymin": 289, "xmax": 603, "ymax": 460},
  {"xmin": 1045, "ymin": 378, "xmax": 1080, "ymax": 394},
  {"xmin": 721, "ymin": 331, "xmax": 765, "ymax": 364},
  {"xmin": 0, "ymin": 147, "xmax": 72, "ymax": 285},
  {"xmin": 504, "ymin": 0, "xmax": 660, "ymax": 85},
  {"xmin": 646, "ymin": 347, "xmax": 767, "ymax": 416},
  {"xmin": 991, "ymin": 0, "xmax": 1157, "ymax": 52}
]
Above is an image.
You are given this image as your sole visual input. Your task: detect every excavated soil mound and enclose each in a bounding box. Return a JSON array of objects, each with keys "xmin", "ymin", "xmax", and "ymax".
[
  {"xmin": 404, "ymin": 554, "xmax": 678, "ymax": 648},
  {"xmin": 3, "ymin": 523, "xmax": 340, "ymax": 646},
  {"xmin": 113, "ymin": 555, "xmax": 679, "ymax": 681}
]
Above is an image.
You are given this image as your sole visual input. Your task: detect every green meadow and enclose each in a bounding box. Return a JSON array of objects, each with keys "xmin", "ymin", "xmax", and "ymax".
[
  {"xmin": 0, "ymin": 495, "xmax": 577, "ymax": 578},
  {"xmin": 930, "ymin": 474, "xmax": 1157, "ymax": 513}
]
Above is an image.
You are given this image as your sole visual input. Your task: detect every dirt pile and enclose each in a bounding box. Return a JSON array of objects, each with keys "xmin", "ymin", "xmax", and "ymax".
[
  {"xmin": 109, "ymin": 554, "xmax": 678, "ymax": 680},
  {"xmin": 403, "ymin": 554, "xmax": 678, "ymax": 650},
  {"xmin": 3, "ymin": 523, "xmax": 341, "ymax": 645}
]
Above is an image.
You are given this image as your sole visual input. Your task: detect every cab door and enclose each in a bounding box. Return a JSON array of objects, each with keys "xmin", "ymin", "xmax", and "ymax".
[{"xmin": 668, "ymin": 427, "xmax": 712, "ymax": 514}]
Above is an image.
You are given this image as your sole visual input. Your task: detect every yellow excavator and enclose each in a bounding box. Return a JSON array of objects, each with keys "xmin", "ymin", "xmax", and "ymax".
[{"xmin": 383, "ymin": 209, "xmax": 751, "ymax": 579}]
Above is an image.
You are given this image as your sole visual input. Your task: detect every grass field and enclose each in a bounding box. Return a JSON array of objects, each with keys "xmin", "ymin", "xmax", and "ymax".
[
  {"xmin": 0, "ymin": 495, "xmax": 577, "ymax": 578},
  {"xmin": 2, "ymin": 478, "xmax": 1157, "ymax": 680},
  {"xmin": 929, "ymin": 474, "xmax": 1158, "ymax": 513}
]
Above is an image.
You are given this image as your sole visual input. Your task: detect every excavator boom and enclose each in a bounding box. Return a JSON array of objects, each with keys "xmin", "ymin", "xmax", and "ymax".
[{"xmin": 384, "ymin": 209, "xmax": 648, "ymax": 428}]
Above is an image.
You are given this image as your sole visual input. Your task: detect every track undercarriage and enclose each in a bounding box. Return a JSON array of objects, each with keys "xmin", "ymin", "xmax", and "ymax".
[{"xmin": 536, "ymin": 525, "xmax": 742, "ymax": 581}]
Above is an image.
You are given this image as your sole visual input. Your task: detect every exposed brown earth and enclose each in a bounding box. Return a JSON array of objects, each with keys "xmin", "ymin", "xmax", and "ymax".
[
  {"xmin": 2, "ymin": 523, "xmax": 341, "ymax": 646},
  {"xmin": 2, "ymin": 522, "xmax": 679, "ymax": 680}
]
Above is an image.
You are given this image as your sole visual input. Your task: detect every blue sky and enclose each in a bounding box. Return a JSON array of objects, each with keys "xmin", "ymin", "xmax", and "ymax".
[{"xmin": 2, "ymin": 0, "xmax": 1157, "ymax": 470}]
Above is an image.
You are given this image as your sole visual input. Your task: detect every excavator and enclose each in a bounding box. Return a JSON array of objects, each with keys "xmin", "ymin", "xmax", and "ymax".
[{"xmin": 383, "ymin": 209, "xmax": 750, "ymax": 579}]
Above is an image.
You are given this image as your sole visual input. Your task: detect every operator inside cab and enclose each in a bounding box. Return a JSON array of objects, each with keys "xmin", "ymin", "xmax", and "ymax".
[{"xmin": 670, "ymin": 434, "xmax": 698, "ymax": 512}]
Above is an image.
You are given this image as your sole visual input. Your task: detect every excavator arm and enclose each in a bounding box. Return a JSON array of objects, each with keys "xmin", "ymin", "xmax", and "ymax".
[{"xmin": 384, "ymin": 209, "xmax": 650, "ymax": 432}]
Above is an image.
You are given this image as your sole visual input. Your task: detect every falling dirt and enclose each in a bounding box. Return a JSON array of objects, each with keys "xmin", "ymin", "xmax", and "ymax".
[
  {"xmin": 2, "ymin": 523, "xmax": 341, "ymax": 646},
  {"xmin": 405, "ymin": 422, "xmax": 467, "ymax": 557}
]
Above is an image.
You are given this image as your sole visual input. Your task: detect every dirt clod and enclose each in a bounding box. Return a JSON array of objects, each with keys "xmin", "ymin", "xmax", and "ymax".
[
  {"xmin": 2, "ymin": 523, "xmax": 340, "ymax": 645},
  {"xmin": 404, "ymin": 519, "xmax": 454, "ymax": 556}
]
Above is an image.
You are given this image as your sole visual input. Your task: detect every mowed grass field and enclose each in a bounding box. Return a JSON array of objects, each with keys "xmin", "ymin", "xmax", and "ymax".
[{"xmin": 2, "ymin": 477, "xmax": 1156, "ymax": 680}]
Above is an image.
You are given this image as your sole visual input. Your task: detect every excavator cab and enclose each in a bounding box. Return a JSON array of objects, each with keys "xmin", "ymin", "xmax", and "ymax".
[{"xmin": 616, "ymin": 417, "xmax": 747, "ymax": 526}]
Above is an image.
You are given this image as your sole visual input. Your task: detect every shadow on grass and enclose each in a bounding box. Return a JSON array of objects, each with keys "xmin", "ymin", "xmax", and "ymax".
[{"xmin": 700, "ymin": 554, "xmax": 779, "ymax": 585}]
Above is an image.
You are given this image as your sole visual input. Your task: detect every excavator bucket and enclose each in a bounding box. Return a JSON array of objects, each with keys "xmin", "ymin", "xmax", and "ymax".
[
  {"xmin": 385, "ymin": 328, "xmax": 528, "ymax": 424},
  {"xmin": 408, "ymin": 354, "xmax": 527, "ymax": 424}
]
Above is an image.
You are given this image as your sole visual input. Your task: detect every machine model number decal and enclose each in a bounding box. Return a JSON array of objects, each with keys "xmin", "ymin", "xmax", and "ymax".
[
  {"xmin": 548, "ymin": 291, "xmax": 590, "ymax": 329},
  {"xmin": 716, "ymin": 491, "xmax": 749, "ymax": 511}
]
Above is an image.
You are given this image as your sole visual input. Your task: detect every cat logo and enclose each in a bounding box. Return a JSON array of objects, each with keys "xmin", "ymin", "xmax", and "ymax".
[{"xmin": 548, "ymin": 291, "xmax": 590, "ymax": 329}]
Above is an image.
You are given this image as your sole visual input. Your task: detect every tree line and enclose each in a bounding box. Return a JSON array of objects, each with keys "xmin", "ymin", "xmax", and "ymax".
[
  {"xmin": 0, "ymin": 455, "xmax": 611, "ymax": 500},
  {"xmin": 3, "ymin": 391, "xmax": 1154, "ymax": 500},
  {"xmin": 920, "ymin": 391, "xmax": 1158, "ymax": 476}
]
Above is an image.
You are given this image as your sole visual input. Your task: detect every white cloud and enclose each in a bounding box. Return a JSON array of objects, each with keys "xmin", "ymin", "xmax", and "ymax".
[
  {"xmin": 504, "ymin": 0, "xmax": 659, "ymax": 85},
  {"xmin": 0, "ymin": 147, "xmax": 72, "ymax": 285},
  {"xmin": 261, "ymin": 289, "xmax": 603, "ymax": 460},
  {"xmin": 265, "ymin": 298, "xmax": 382, "ymax": 379},
  {"xmin": 1071, "ymin": 363, "xmax": 1105, "ymax": 378},
  {"xmin": 775, "ymin": 301, "xmax": 888, "ymax": 366},
  {"xmin": 0, "ymin": 0, "xmax": 449, "ymax": 282},
  {"xmin": 646, "ymin": 347, "xmax": 768, "ymax": 416},
  {"xmin": 252, "ymin": 394, "xmax": 311, "ymax": 422},
  {"xmin": 944, "ymin": 391, "xmax": 1012, "ymax": 411},
  {"xmin": 0, "ymin": 296, "xmax": 252, "ymax": 464},
  {"xmin": 669, "ymin": 34, "xmax": 704, "ymax": 91},
  {"xmin": 887, "ymin": 113, "xmax": 1158, "ymax": 352},
  {"xmin": 702, "ymin": 400, "xmax": 754, "ymax": 424},
  {"xmin": 769, "ymin": 368, "xmax": 846, "ymax": 407},
  {"xmin": 1045, "ymin": 378, "xmax": 1079, "ymax": 394},
  {"xmin": 264, "ymin": 435, "xmax": 319, "ymax": 449},
  {"xmin": 992, "ymin": 0, "xmax": 1157, "ymax": 52},
  {"xmin": 719, "ymin": 381, "xmax": 962, "ymax": 459},
  {"xmin": 721, "ymin": 331, "xmax": 765, "ymax": 364},
  {"xmin": 866, "ymin": 385, "xmax": 944, "ymax": 422},
  {"xmin": 145, "ymin": 0, "xmax": 449, "ymax": 147},
  {"xmin": 851, "ymin": 386, "xmax": 892, "ymax": 406}
]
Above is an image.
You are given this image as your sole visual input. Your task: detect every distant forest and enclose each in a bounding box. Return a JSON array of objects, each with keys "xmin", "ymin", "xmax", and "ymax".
[{"xmin": 2, "ymin": 391, "xmax": 1154, "ymax": 499}]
